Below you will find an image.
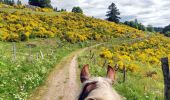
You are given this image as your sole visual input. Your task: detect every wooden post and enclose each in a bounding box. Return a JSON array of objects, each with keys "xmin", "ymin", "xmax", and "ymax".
[
  {"xmin": 89, "ymin": 50, "xmax": 92, "ymax": 58},
  {"xmin": 12, "ymin": 42, "xmax": 16, "ymax": 61},
  {"xmin": 102, "ymin": 59, "xmax": 107, "ymax": 68},
  {"xmin": 51, "ymin": 49, "xmax": 54, "ymax": 55},
  {"xmin": 161, "ymin": 57, "xmax": 170, "ymax": 100},
  {"xmin": 40, "ymin": 50, "xmax": 44, "ymax": 59},
  {"xmin": 93, "ymin": 55, "xmax": 96, "ymax": 64},
  {"xmin": 36, "ymin": 53, "xmax": 39, "ymax": 60},
  {"xmin": 29, "ymin": 45, "xmax": 32, "ymax": 62},
  {"xmin": 123, "ymin": 65, "xmax": 126, "ymax": 82},
  {"xmin": 90, "ymin": 52, "xmax": 94, "ymax": 59}
]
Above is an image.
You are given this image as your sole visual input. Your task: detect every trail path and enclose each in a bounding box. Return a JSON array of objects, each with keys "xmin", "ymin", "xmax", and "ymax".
[{"xmin": 30, "ymin": 45, "xmax": 100, "ymax": 100}]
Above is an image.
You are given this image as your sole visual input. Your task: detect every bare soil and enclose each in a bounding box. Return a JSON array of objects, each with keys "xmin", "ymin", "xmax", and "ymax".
[
  {"xmin": 30, "ymin": 44, "xmax": 101, "ymax": 100},
  {"xmin": 30, "ymin": 48, "xmax": 87, "ymax": 100}
]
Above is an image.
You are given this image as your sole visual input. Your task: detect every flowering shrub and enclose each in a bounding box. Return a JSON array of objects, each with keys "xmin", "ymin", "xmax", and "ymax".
[
  {"xmin": 0, "ymin": 6, "xmax": 147, "ymax": 42},
  {"xmin": 100, "ymin": 47, "xmax": 113, "ymax": 59},
  {"xmin": 99, "ymin": 35, "xmax": 170, "ymax": 72}
]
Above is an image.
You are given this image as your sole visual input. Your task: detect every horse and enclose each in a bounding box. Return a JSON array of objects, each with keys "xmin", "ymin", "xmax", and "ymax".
[{"xmin": 78, "ymin": 64, "xmax": 122, "ymax": 100}]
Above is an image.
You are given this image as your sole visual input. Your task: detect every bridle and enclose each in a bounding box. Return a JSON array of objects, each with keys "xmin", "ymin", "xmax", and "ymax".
[{"xmin": 78, "ymin": 81, "xmax": 97, "ymax": 100}]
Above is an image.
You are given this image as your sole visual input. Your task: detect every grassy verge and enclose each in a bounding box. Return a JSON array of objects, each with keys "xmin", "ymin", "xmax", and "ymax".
[
  {"xmin": 77, "ymin": 38, "xmax": 164, "ymax": 100},
  {"xmin": 0, "ymin": 38, "xmax": 97, "ymax": 99}
]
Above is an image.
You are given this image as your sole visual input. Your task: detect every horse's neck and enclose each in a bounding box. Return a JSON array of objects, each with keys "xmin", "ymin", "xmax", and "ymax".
[
  {"xmin": 80, "ymin": 77, "xmax": 122, "ymax": 100},
  {"xmin": 86, "ymin": 85, "xmax": 121, "ymax": 100}
]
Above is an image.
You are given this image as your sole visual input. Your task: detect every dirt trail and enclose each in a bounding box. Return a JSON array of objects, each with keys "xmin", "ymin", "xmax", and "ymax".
[
  {"xmin": 42, "ymin": 55, "xmax": 79, "ymax": 100},
  {"xmin": 30, "ymin": 45, "xmax": 97, "ymax": 100}
]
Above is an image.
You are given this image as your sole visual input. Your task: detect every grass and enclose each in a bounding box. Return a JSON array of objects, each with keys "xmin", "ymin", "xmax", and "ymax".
[
  {"xmin": 0, "ymin": 5, "xmax": 167, "ymax": 100},
  {"xmin": 77, "ymin": 38, "xmax": 164, "ymax": 100},
  {"xmin": 0, "ymin": 38, "xmax": 97, "ymax": 99}
]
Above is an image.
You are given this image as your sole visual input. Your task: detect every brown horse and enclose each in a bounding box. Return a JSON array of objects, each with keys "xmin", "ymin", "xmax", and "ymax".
[{"xmin": 78, "ymin": 64, "xmax": 122, "ymax": 100}]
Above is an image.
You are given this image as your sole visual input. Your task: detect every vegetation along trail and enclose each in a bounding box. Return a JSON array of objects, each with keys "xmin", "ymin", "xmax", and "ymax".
[{"xmin": 30, "ymin": 44, "xmax": 100, "ymax": 100}]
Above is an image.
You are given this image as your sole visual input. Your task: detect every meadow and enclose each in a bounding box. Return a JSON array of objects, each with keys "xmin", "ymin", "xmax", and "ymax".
[
  {"xmin": 0, "ymin": 38, "xmax": 97, "ymax": 99},
  {"xmin": 78, "ymin": 34, "xmax": 170, "ymax": 100}
]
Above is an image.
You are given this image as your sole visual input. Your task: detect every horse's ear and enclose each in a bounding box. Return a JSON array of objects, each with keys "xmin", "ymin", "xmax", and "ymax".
[
  {"xmin": 106, "ymin": 65, "xmax": 116, "ymax": 81},
  {"xmin": 80, "ymin": 64, "xmax": 90, "ymax": 83}
]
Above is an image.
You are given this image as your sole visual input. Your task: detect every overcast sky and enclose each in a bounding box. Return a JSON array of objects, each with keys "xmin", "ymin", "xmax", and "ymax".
[{"xmin": 21, "ymin": 0, "xmax": 170, "ymax": 27}]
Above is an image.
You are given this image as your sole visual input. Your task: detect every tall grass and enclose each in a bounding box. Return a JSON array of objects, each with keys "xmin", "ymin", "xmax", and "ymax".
[
  {"xmin": 0, "ymin": 38, "xmax": 95, "ymax": 99},
  {"xmin": 77, "ymin": 38, "xmax": 164, "ymax": 100}
]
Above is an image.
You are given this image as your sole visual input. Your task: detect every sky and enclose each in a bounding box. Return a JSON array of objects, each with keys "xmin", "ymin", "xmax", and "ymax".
[{"xmin": 21, "ymin": 0, "xmax": 170, "ymax": 27}]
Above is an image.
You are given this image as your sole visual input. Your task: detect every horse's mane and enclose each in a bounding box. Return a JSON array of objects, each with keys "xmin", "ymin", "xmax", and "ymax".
[
  {"xmin": 78, "ymin": 81, "xmax": 97, "ymax": 100},
  {"xmin": 78, "ymin": 77, "xmax": 113, "ymax": 100}
]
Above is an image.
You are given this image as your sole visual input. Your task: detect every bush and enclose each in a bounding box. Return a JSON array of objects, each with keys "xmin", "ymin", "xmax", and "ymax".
[
  {"xmin": 6, "ymin": 33, "xmax": 20, "ymax": 42},
  {"xmin": 165, "ymin": 31, "xmax": 170, "ymax": 37},
  {"xmin": 72, "ymin": 6, "xmax": 83, "ymax": 14}
]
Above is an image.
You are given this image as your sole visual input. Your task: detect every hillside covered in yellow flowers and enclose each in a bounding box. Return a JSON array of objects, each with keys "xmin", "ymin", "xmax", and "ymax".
[
  {"xmin": 0, "ymin": 4, "xmax": 148, "ymax": 43},
  {"xmin": 78, "ymin": 34, "xmax": 170, "ymax": 99},
  {"xmin": 0, "ymin": 4, "xmax": 170, "ymax": 100}
]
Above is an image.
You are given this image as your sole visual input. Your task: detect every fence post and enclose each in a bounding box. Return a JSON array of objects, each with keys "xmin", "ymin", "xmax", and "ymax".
[
  {"xmin": 90, "ymin": 52, "xmax": 94, "ymax": 59},
  {"xmin": 123, "ymin": 65, "xmax": 126, "ymax": 82},
  {"xmin": 12, "ymin": 42, "xmax": 16, "ymax": 61},
  {"xmin": 36, "ymin": 53, "xmax": 39, "ymax": 60},
  {"xmin": 102, "ymin": 59, "xmax": 107, "ymax": 68},
  {"xmin": 161, "ymin": 57, "xmax": 170, "ymax": 100},
  {"xmin": 40, "ymin": 50, "xmax": 44, "ymax": 59}
]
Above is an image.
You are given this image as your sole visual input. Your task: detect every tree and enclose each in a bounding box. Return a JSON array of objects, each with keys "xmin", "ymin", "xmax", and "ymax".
[
  {"xmin": 53, "ymin": 7, "xmax": 58, "ymax": 12},
  {"xmin": 165, "ymin": 31, "xmax": 170, "ymax": 37},
  {"xmin": 147, "ymin": 25, "xmax": 154, "ymax": 32},
  {"xmin": 29, "ymin": 0, "xmax": 52, "ymax": 8},
  {"xmin": 106, "ymin": 3, "xmax": 120, "ymax": 23},
  {"xmin": 29, "ymin": 0, "xmax": 39, "ymax": 7},
  {"xmin": 162, "ymin": 24, "xmax": 170, "ymax": 33},
  {"xmin": 3, "ymin": 0, "xmax": 15, "ymax": 5},
  {"xmin": 124, "ymin": 19, "xmax": 146, "ymax": 31},
  {"xmin": 17, "ymin": 0, "xmax": 22, "ymax": 5},
  {"xmin": 124, "ymin": 21, "xmax": 130, "ymax": 25},
  {"xmin": 3, "ymin": 0, "xmax": 7, "ymax": 4},
  {"xmin": 129, "ymin": 21, "xmax": 138, "ymax": 28},
  {"xmin": 135, "ymin": 19, "xmax": 138, "ymax": 24},
  {"xmin": 58, "ymin": 8, "xmax": 66, "ymax": 12},
  {"xmin": 72, "ymin": 6, "xmax": 83, "ymax": 14},
  {"xmin": 162, "ymin": 24, "xmax": 170, "ymax": 37},
  {"xmin": 11, "ymin": 0, "xmax": 14, "ymax": 5},
  {"xmin": 138, "ymin": 23, "xmax": 146, "ymax": 31},
  {"xmin": 154, "ymin": 27, "xmax": 163, "ymax": 32}
]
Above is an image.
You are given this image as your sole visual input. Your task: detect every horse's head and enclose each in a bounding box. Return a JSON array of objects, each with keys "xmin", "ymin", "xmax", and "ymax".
[{"xmin": 78, "ymin": 64, "xmax": 121, "ymax": 100}]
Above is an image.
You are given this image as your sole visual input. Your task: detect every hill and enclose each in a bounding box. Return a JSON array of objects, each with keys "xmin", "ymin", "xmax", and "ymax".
[
  {"xmin": 0, "ymin": 4, "xmax": 170, "ymax": 100},
  {"xmin": 0, "ymin": 4, "xmax": 147, "ymax": 43}
]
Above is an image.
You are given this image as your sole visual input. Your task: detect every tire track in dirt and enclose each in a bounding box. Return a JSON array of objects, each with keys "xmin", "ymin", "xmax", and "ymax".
[
  {"xmin": 30, "ymin": 52, "xmax": 80, "ymax": 100},
  {"xmin": 30, "ymin": 44, "xmax": 101, "ymax": 100}
]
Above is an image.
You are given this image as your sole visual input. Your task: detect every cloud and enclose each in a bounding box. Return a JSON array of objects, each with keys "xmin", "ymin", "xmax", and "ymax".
[{"xmin": 20, "ymin": 0, "xmax": 170, "ymax": 27}]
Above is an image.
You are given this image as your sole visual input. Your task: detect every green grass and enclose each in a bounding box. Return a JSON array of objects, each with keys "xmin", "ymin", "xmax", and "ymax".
[
  {"xmin": 0, "ymin": 38, "xmax": 97, "ymax": 99},
  {"xmin": 77, "ymin": 38, "xmax": 164, "ymax": 100}
]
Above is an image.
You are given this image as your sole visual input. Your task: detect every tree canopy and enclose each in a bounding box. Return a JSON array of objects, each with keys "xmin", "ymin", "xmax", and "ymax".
[
  {"xmin": 17, "ymin": 0, "xmax": 22, "ymax": 5},
  {"xmin": 72, "ymin": 6, "xmax": 83, "ymax": 14},
  {"xmin": 147, "ymin": 25, "xmax": 154, "ymax": 32},
  {"xmin": 124, "ymin": 19, "xmax": 146, "ymax": 31},
  {"xmin": 106, "ymin": 3, "xmax": 120, "ymax": 23},
  {"xmin": 162, "ymin": 24, "xmax": 170, "ymax": 33},
  {"xmin": 0, "ymin": 0, "xmax": 15, "ymax": 5},
  {"xmin": 29, "ymin": 0, "xmax": 52, "ymax": 8},
  {"xmin": 162, "ymin": 24, "xmax": 170, "ymax": 37}
]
